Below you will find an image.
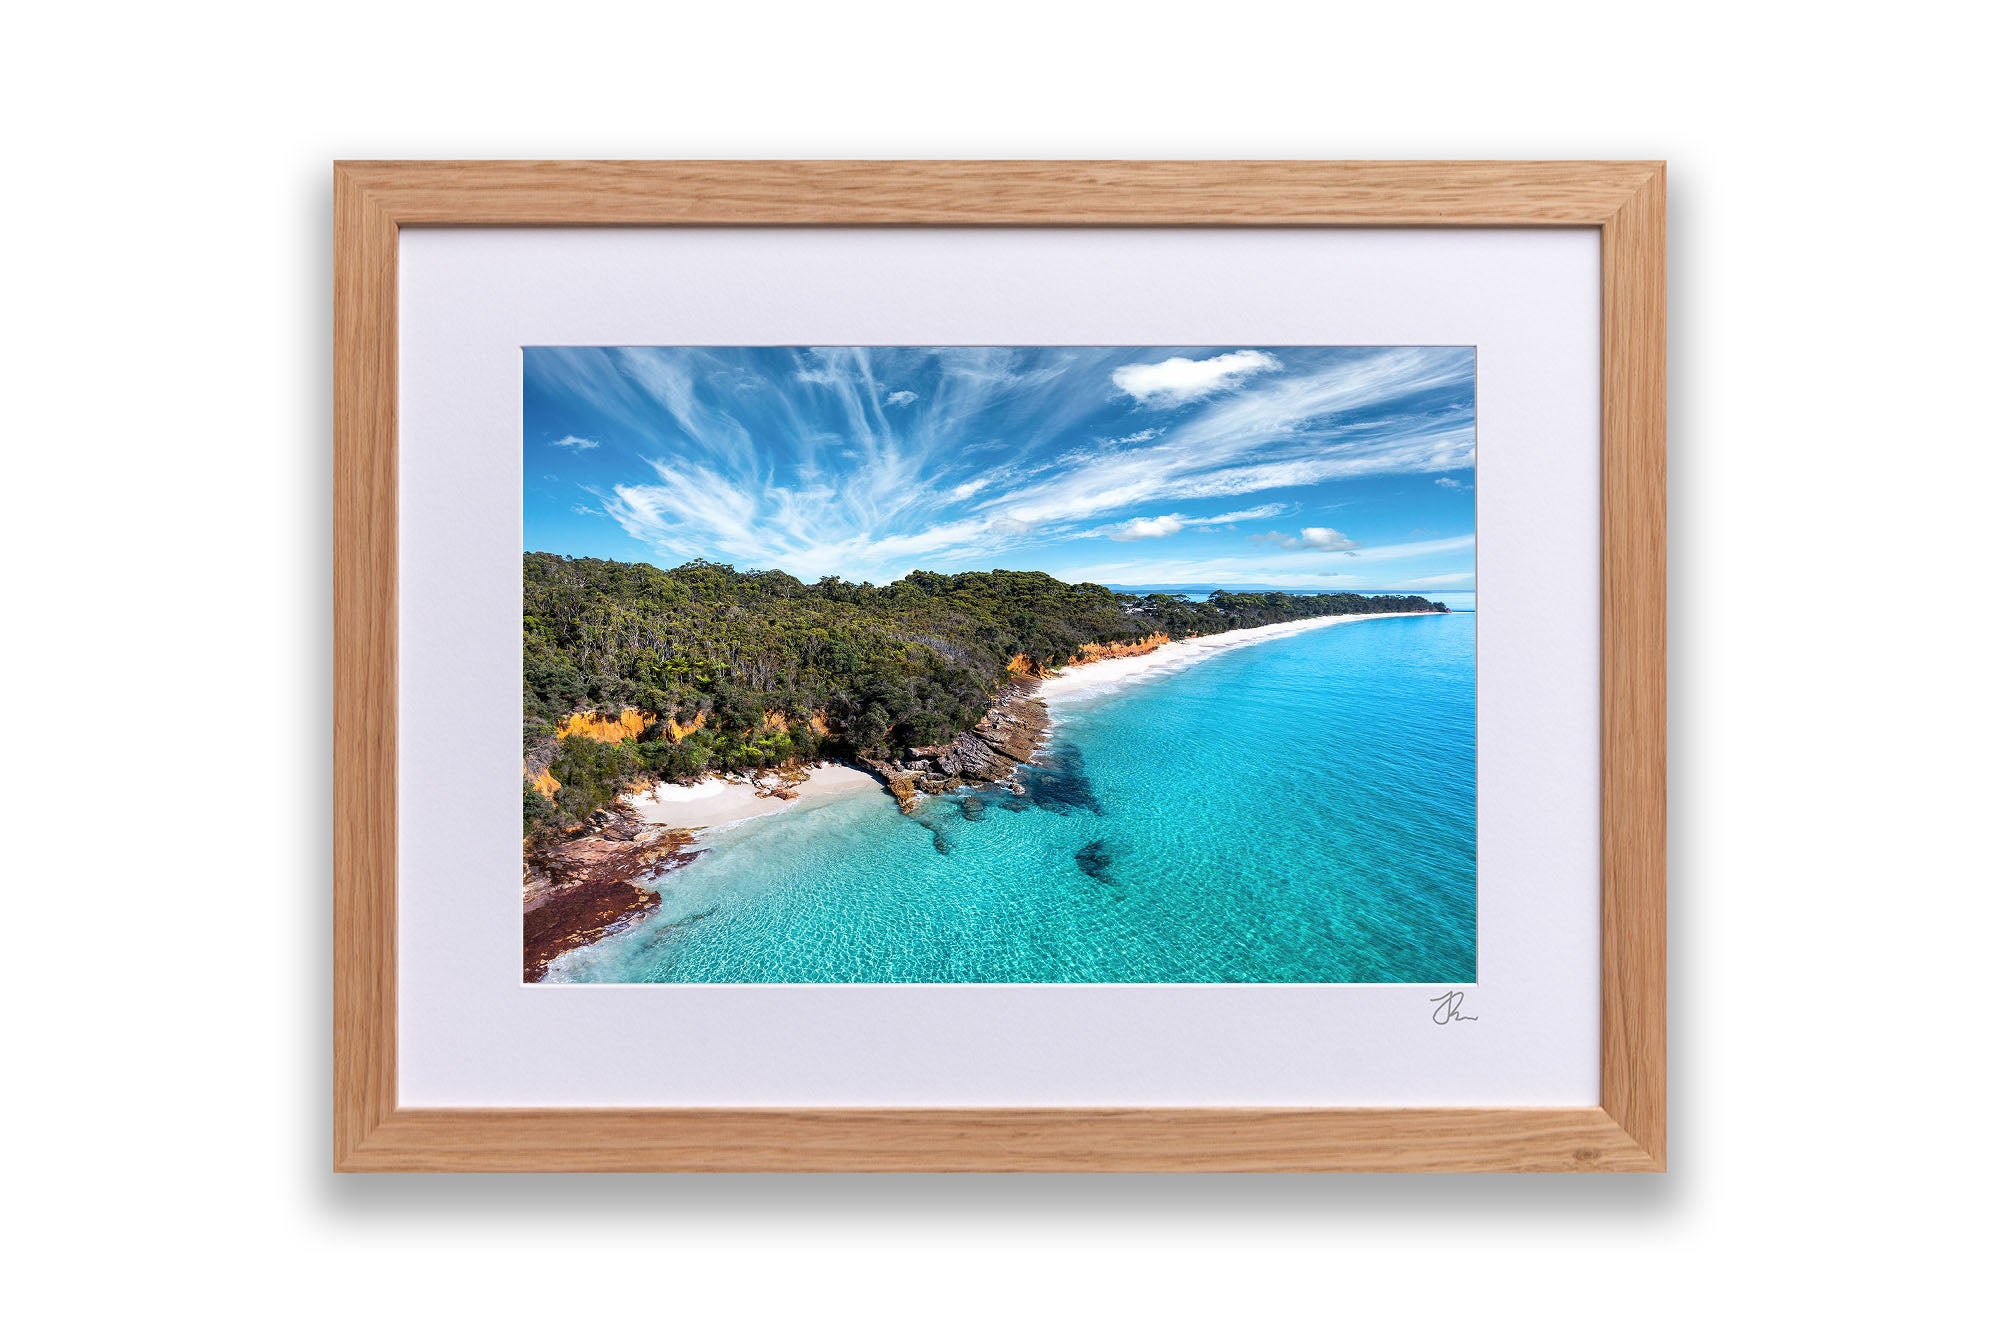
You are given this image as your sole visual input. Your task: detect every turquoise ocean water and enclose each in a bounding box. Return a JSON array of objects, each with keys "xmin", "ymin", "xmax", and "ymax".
[{"xmin": 550, "ymin": 611, "xmax": 1476, "ymax": 984}]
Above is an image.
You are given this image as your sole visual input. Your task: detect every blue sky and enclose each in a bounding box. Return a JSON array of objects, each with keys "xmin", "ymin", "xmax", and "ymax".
[{"xmin": 524, "ymin": 346, "xmax": 1475, "ymax": 591}]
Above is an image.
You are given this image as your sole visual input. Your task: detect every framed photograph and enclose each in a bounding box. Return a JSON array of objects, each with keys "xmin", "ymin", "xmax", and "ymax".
[{"xmin": 335, "ymin": 160, "xmax": 1664, "ymax": 1171}]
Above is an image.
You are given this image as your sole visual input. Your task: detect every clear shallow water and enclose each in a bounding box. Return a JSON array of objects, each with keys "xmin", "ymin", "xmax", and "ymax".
[{"xmin": 551, "ymin": 613, "xmax": 1475, "ymax": 984}]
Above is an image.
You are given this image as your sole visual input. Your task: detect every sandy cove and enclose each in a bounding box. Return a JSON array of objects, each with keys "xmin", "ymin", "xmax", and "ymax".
[
  {"xmin": 524, "ymin": 762, "xmax": 882, "ymax": 980},
  {"xmin": 629, "ymin": 761, "xmax": 883, "ymax": 830}
]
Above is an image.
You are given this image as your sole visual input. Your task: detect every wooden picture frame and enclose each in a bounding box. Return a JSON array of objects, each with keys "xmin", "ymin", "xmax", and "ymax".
[{"xmin": 334, "ymin": 160, "xmax": 1665, "ymax": 1172}]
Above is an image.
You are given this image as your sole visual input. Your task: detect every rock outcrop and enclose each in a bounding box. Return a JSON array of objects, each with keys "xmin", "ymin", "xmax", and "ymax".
[
  {"xmin": 522, "ymin": 808, "xmax": 701, "ymax": 981},
  {"xmin": 862, "ymin": 683, "xmax": 1050, "ymax": 813}
]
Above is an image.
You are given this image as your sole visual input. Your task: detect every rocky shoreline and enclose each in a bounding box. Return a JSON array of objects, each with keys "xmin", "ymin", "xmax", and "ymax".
[
  {"xmin": 523, "ymin": 690, "xmax": 1051, "ymax": 978},
  {"xmin": 522, "ymin": 614, "xmax": 1457, "ymax": 977},
  {"xmin": 859, "ymin": 681, "xmax": 1052, "ymax": 813},
  {"xmin": 521, "ymin": 809, "xmax": 701, "ymax": 981}
]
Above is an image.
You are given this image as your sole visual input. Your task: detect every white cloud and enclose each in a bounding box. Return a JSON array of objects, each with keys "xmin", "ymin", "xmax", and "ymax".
[
  {"xmin": 1105, "ymin": 514, "xmax": 1186, "ymax": 541},
  {"xmin": 1255, "ymin": 526, "xmax": 1360, "ymax": 552},
  {"xmin": 886, "ymin": 390, "xmax": 918, "ymax": 407},
  {"xmin": 1436, "ymin": 476, "xmax": 1469, "ymax": 490},
  {"xmin": 1111, "ymin": 350, "xmax": 1281, "ymax": 406},
  {"xmin": 1096, "ymin": 428, "xmax": 1161, "ymax": 446},
  {"xmin": 1298, "ymin": 526, "xmax": 1357, "ymax": 551},
  {"xmin": 550, "ymin": 434, "xmax": 600, "ymax": 450}
]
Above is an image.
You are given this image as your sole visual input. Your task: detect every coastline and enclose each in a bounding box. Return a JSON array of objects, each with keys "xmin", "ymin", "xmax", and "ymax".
[
  {"xmin": 1039, "ymin": 610, "xmax": 1443, "ymax": 706},
  {"xmin": 852, "ymin": 609, "xmax": 1445, "ymax": 814},
  {"xmin": 527, "ymin": 610, "xmax": 1446, "ymax": 980},
  {"xmin": 539, "ymin": 603, "xmax": 1471, "ymax": 983}
]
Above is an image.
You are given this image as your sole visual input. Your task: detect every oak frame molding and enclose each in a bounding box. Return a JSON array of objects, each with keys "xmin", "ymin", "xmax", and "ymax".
[{"xmin": 334, "ymin": 160, "xmax": 1665, "ymax": 1172}]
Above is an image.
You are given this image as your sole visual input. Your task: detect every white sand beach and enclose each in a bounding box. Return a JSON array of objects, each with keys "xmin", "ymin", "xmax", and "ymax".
[
  {"xmin": 628, "ymin": 761, "xmax": 882, "ymax": 832},
  {"xmin": 1038, "ymin": 611, "xmax": 1441, "ymax": 705}
]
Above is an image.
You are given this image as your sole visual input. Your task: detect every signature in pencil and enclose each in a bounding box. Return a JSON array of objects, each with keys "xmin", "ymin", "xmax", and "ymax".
[{"xmin": 1430, "ymin": 990, "xmax": 1479, "ymax": 1025}]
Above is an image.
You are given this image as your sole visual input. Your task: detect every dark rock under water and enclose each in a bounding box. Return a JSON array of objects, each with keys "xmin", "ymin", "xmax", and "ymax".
[
  {"xmin": 1074, "ymin": 839, "xmax": 1116, "ymax": 883},
  {"xmin": 1021, "ymin": 740, "xmax": 1103, "ymax": 816},
  {"xmin": 909, "ymin": 803, "xmax": 956, "ymax": 855}
]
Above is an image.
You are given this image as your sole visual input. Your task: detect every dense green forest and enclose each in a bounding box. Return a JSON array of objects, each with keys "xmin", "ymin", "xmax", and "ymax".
[{"xmin": 523, "ymin": 552, "xmax": 1447, "ymax": 840}]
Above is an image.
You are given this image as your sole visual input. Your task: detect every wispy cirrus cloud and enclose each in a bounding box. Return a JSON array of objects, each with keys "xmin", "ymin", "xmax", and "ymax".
[
  {"xmin": 1089, "ymin": 503, "xmax": 1293, "ymax": 542},
  {"xmin": 527, "ymin": 346, "xmax": 1476, "ymax": 585},
  {"xmin": 549, "ymin": 434, "xmax": 599, "ymax": 450},
  {"xmin": 985, "ymin": 347, "xmax": 1474, "ymax": 529},
  {"xmin": 1055, "ymin": 535, "xmax": 1475, "ymax": 588},
  {"xmin": 1203, "ymin": 504, "xmax": 1290, "ymax": 525}
]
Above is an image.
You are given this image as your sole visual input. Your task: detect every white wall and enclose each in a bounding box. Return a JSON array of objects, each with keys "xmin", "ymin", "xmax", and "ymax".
[{"xmin": 4, "ymin": 2, "xmax": 1987, "ymax": 1328}]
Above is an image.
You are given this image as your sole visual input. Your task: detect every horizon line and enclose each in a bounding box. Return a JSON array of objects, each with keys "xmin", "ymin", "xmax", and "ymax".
[{"xmin": 523, "ymin": 548, "xmax": 1472, "ymax": 594}]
